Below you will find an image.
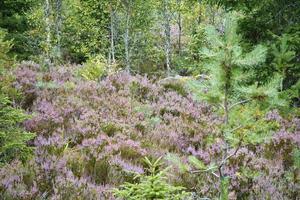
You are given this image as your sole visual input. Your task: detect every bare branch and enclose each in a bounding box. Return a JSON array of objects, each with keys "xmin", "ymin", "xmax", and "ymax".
[
  {"xmin": 227, "ymin": 124, "xmax": 244, "ymax": 134},
  {"xmin": 219, "ymin": 102, "xmax": 225, "ymax": 110},
  {"xmin": 218, "ymin": 141, "xmax": 242, "ymax": 169},
  {"xmin": 211, "ymin": 171, "xmax": 220, "ymax": 178},
  {"xmin": 190, "ymin": 165, "xmax": 218, "ymax": 174}
]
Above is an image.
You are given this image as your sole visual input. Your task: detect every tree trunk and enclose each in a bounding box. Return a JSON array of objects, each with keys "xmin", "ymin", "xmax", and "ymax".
[
  {"xmin": 223, "ymin": 59, "xmax": 231, "ymax": 125},
  {"xmin": 219, "ymin": 82, "xmax": 230, "ymax": 200},
  {"xmin": 44, "ymin": 0, "xmax": 52, "ymax": 66},
  {"xmin": 55, "ymin": 0, "xmax": 62, "ymax": 62},
  {"xmin": 110, "ymin": 6, "xmax": 116, "ymax": 65},
  {"xmin": 220, "ymin": 176, "xmax": 229, "ymax": 200},
  {"xmin": 281, "ymin": 68, "xmax": 286, "ymax": 92},
  {"xmin": 124, "ymin": 0, "xmax": 131, "ymax": 73},
  {"xmin": 163, "ymin": 0, "xmax": 171, "ymax": 75},
  {"xmin": 197, "ymin": 0, "xmax": 202, "ymax": 24},
  {"xmin": 224, "ymin": 85, "xmax": 229, "ymax": 125},
  {"xmin": 177, "ymin": 0, "xmax": 182, "ymax": 55}
]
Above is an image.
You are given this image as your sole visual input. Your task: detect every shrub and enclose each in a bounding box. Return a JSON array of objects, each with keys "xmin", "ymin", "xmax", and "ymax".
[
  {"xmin": 0, "ymin": 95, "xmax": 35, "ymax": 164},
  {"xmin": 162, "ymin": 81, "xmax": 188, "ymax": 97},
  {"xmin": 0, "ymin": 30, "xmax": 35, "ymax": 165},
  {"xmin": 78, "ymin": 54, "xmax": 107, "ymax": 81},
  {"xmin": 0, "ymin": 29, "xmax": 14, "ymax": 68},
  {"xmin": 113, "ymin": 157, "xmax": 191, "ymax": 200},
  {"xmin": 0, "ymin": 63, "xmax": 298, "ymax": 199}
]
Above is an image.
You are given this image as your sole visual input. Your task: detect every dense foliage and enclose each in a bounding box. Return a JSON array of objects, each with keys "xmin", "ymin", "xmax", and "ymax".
[
  {"xmin": 0, "ymin": 61, "xmax": 298, "ymax": 199},
  {"xmin": 0, "ymin": 30, "xmax": 35, "ymax": 166},
  {"xmin": 0, "ymin": 0, "xmax": 299, "ymax": 199},
  {"xmin": 113, "ymin": 157, "xmax": 190, "ymax": 199}
]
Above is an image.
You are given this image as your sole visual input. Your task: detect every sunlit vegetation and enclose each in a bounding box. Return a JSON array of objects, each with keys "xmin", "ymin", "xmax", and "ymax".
[{"xmin": 0, "ymin": 0, "xmax": 299, "ymax": 199}]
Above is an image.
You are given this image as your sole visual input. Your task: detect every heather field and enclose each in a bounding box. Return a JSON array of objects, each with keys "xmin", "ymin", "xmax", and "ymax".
[{"xmin": 0, "ymin": 0, "xmax": 299, "ymax": 199}]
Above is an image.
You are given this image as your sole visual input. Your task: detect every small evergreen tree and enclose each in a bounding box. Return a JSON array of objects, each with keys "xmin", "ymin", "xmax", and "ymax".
[
  {"xmin": 182, "ymin": 12, "xmax": 287, "ymax": 199},
  {"xmin": 199, "ymin": 12, "xmax": 267, "ymax": 123},
  {"xmin": 271, "ymin": 34, "xmax": 296, "ymax": 91},
  {"xmin": 0, "ymin": 95, "xmax": 35, "ymax": 164},
  {"xmin": 0, "ymin": 29, "xmax": 35, "ymax": 165},
  {"xmin": 113, "ymin": 157, "xmax": 190, "ymax": 200},
  {"xmin": 0, "ymin": 29, "xmax": 13, "ymax": 68}
]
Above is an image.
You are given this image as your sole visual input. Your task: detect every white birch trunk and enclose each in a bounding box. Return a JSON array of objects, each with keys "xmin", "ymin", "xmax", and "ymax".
[
  {"xmin": 55, "ymin": 0, "xmax": 62, "ymax": 61},
  {"xmin": 44, "ymin": 0, "xmax": 52, "ymax": 66},
  {"xmin": 162, "ymin": 0, "xmax": 171, "ymax": 75},
  {"xmin": 124, "ymin": 0, "xmax": 131, "ymax": 73},
  {"xmin": 110, "ymin": 7, "xmax": 116, "ymax": 65},
  {"xmin": 176, "ymin": 0, "xmax": 182, "ymax": 55}
]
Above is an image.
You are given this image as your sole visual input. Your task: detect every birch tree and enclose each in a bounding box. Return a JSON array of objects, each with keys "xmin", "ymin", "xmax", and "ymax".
[
  {"xmin": 109, "ymin": 4, "xmax": 116, "ymax": 65},
  {"xmin": 161, "ymin": 0, "xmax": 172, "ymax": 75},
  {"xmin": 176, "ymin": 0, "xmax": 182, "ymax": 55},
  {"xmin": 44, "ymin": 0, "xmax": 52, "ymax": 66},
  {"xmin": 54, "ymin": 0, "xmax": 62, "ymax": 61},
  {"xmin": 122, "ymin": 0, "xmax": 132, "ymax": 72},
  {"xmin": 43, "ymin": 0, "xmax": 63, "ymax": 65}
]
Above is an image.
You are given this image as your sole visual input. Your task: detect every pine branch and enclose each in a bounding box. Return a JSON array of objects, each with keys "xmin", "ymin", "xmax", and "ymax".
[
  {"xmin": 228, "ymin": 99, "xmax": 251, "ymax": 110},
  {"xmin": 235, "ymin": 45, "xmax": 267, "ymax": 67},
  {"xmin": 218, "ymin": 141, "xmax": 242, "ymax": 177},
  {"xmin": 190, "ymin": 165, "xmax": 218, "ymax": 174}
]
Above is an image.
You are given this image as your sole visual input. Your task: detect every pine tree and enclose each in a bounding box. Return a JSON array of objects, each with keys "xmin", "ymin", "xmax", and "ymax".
[
  {"xmin": 199, "ymin": 12, "xmax": 267, "ymax": 124},
  {"xmin": 271, "ymin": 34, "xmax": 296, "ymax": 91},
  {"xmin": 113, "ymin": 157, "xmax": 190, "ymax": 200},
  {"xmin": 184, "ymin": 12, "xmax": 277, "ymax": 199},
  {"xmin": 0, "ymin": 96, "xmax": 35, "ymax": 164}
]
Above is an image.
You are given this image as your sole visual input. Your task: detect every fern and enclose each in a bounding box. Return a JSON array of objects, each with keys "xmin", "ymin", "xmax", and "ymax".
[{"xmin": 292, "ymin": 148, "xmax": 300, "ymax": 169}]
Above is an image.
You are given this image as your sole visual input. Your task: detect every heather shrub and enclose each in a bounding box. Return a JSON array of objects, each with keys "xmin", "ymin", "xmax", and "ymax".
[
  {"xmin": 167, "ymin": 109, "xmax": 300, "ymax": 199},
  {"xmin": 14, "ymin": 61, "xmax": 39, "ymax": 108},
  {"xmin": 162, "ymin": 81, "xmax": 188, "ymax": 97},
  {"xmin": 0, "ymin": 63, "xmax": 298, "ymax": 199},
  {"xmin": 4, "ymin": 64, "xmax": 215, "ymax": 198},
  {"xmin": 0, "ymin": 160, "xmax": 38, "ymax": 199}
]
